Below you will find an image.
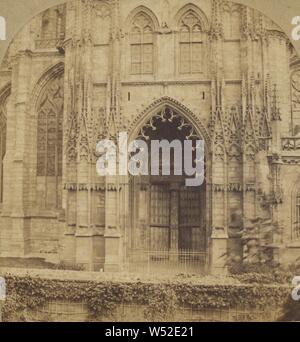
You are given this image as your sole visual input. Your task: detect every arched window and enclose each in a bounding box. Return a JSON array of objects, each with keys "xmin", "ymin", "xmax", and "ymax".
[
  {"xmin": 130, "ymin": 12, "xmax": 154, "ymax": 75},
  {"xmin": 291, "ymin": 70, "xmax": 300, "ymax": 136},
  {"xmin": 179, "ymin": 10, "xmax": 203, "ymax": 74},
  {"xmin": 0, "ymin": 90, "xmax": 8, "ymax": 203},
  {"xmin": 36, "ymin": 72, "xmax": 64, "ymax": 209},
  {"xmin": 295, "ymin": 190, "xmax": 300, "ymax": 238}
]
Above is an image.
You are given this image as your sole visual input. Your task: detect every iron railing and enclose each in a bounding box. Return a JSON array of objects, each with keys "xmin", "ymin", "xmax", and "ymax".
[{"xmin": 126, "ymin": 249, "xmax": 207, "ymax": 275}]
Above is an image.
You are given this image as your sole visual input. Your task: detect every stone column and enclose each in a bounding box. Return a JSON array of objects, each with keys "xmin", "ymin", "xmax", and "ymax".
[
  {"xmin": 103, "ymin": 0, "xmax": 123, "ymax": 272},
  {"xmin": 6, "ymin": 51, "xmax": 33, "ymax": 256},
  {"xmin": 210, "ymin": 135, "xmax": 228, "ymax": 273},
  {"xmin": 75, "ymin": 162, "xmax": 94, "ymax": 271},
  {"xmin": 62, "ymin": 0, "xmax": 97, "ymax": 271},
  {"xmin": 210, "ymin": 227, "xmax": 228, "ymax": 275},
  {"xmin": 104, "ymin": 177, "xmax": 122, "ymax": 272},
  {"xmin": 209, "ymin": 0, "xmax": 228, "ymax": 274},
  {"xmin": 119, "ymin": 175, "xmax": 130, "ymax": 268},
  {"xmin": 59, "ymin": 0, "xmax": 76, "ymax": 265}
]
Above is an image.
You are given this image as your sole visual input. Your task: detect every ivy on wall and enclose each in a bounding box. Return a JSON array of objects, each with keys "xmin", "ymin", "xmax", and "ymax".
[{"xmin": 1, "ymin": 275, "xmax": 291, "ymax": 322}]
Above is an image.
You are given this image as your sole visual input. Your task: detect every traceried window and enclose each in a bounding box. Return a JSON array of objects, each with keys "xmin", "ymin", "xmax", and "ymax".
[
  {"xmin": 295, "ymin": 191, "xmax": 300, "ymax": 239},
  {"xmin": 0, "ymin": 95, "xmax": 7, "ymax": 203},
  {"xmin": 179, "ymin": 10, "xmax": 203, "ymax": 74},
  {"xmin": 291, "ymin": 70, "xmax": 300, "ymax": 136},
  {"xmin": 36, "ymin": 72, "xmax": 64, "ymax": 209},
  {"xmin": 130, "ymin": 12, "xmax": 154, "ymax": 75}
]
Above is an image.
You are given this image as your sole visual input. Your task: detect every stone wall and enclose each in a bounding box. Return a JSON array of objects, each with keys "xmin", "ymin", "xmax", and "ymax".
[{"xmin": 27, "ymin": 300, "xmax": 283, "ymax": 322}]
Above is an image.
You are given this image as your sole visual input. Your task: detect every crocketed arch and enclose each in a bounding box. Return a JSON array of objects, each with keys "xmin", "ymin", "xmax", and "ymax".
[{"xmin": 128, "ymin": 96, "xmax": 211, "ymax": 151}]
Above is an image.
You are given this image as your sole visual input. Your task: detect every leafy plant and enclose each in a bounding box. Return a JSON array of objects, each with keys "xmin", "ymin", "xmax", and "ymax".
[
  {"xmin": 227, "ymin": 216, "xmax": 283, "ymax": 273},
  {"xmin": 0, "ymin": 274, "xmax": 291, "ymax": 322}
]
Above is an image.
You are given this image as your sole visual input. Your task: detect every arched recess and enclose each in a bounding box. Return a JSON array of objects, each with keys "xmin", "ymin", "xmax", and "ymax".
[
  {"xmin": 126, "ymin": 6, "xmax": 159, "ymax": 76},
  {"xmin": 221, "ymin": 1, "xmax": 242, "ymax": 40},
  {"xmin": 292, "ymin": 181, "xmax": 300, "ymax": 240},
  {"xmin": 32, "ymin": 63, "xmax": 64, "ymax": 210},
  {"xmin": 174, "ymin": 4, "xmax": 209, "ymax": 75},
  {"xmin": 127, "ymin": 97, "xmax": 210, "ymax": 272},
  {"xmin": 291, "ymin": 69, "xmax": 300, "ymax": 136},
  {"xmin": 295, "ymin": 189, "xmax": 300, "ymax": 239},
  {"xmin": 0, "ymin": 83, "xmax": 10, "ymax": 204},
  {"xmin": 92, "ymin": 1, "xmax": 111, "ymax": 45}
]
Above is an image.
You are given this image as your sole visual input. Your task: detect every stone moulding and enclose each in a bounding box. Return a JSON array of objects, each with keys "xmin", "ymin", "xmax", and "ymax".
[
  {"xmin": 63, "ymin": 183, "xmax": 121, "ymax": 192},
  {"xmin": 282, "ymin": 158, "xmax": 300, "ymax": 165},
  {"xmin": 30, "ymin": 62, "xmax": 65, "ymax": 115},
  {"xmin": 211, "ymin": 183, "xmax": 256, "ymax": 192}
]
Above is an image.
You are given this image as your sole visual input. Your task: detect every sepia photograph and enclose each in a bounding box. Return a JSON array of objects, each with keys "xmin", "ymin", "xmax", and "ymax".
[{"xmin": 0, "ymin": 0, "xmax": 300, "ymax": 328}]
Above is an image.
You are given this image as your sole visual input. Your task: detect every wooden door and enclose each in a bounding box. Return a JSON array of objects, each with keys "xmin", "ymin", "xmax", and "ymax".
[
  {"xmin": 149, "ymin": 184, "xmax": 170, "ymax": 250},
  {"xmin": 179, "ymin": 188, "xmax": 203, "ymax": 251}
]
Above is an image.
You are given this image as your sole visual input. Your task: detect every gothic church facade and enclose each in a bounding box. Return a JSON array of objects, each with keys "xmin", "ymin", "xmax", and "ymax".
[{"xmin": 0, "ymin": 0, "xmax": 300, "ymax": 272}]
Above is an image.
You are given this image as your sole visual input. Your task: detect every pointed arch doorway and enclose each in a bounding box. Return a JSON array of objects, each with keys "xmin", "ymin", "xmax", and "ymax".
[{"xmin": 127, "ymin": 103, "xmax": 208, "ymax": 273}]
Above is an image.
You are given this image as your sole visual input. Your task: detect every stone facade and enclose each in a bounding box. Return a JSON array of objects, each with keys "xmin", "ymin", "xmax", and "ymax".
[{"xmin": 0, "ymin": 0, "xmax": 300, "ymax": 273}]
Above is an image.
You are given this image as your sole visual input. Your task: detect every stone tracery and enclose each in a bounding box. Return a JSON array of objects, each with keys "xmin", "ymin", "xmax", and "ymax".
[
  {"xmin": 179, "ymin": 9, "xmax": 203, "ymax": 74},
  {"xmin": 36, "ymin": 72, "xmax": 64, "ymax": 209},
  {"xmin": 0, "ymin": 86, "xmax": 9, "ymax": 203},
  {"xmin": 291, "ymin": 70, "xmax": 300, "ymax": 135},
  {"xmin": 130, "ymin": 12, "xmax": 154, "ymax": 75}
]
